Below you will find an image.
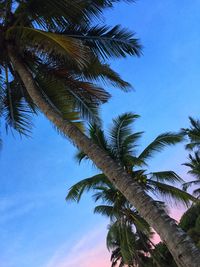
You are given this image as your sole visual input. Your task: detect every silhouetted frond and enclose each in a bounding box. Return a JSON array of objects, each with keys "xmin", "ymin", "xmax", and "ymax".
[
  {"xmin": 148, "ymin": 180, "xmax": 196, "ymax": 207},
  {"xmin": 66, "ymin": 174, "xmax": 108, "ymax": 202},
  {"xmin": 138, "ymin": 132, "xmax": 184, "ymax": 161},
  {"xmin": 64, "ymin": 24, "xmax": 142, "ymax": 59}
]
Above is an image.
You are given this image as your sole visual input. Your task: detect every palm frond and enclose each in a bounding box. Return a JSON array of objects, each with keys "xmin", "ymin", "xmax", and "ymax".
[
  {"xmin": 92, "ymin": 187, "xmax": 121, "ymax": 204},
  {"xmin": 75, "ymin": 150, "xmax": 89, "ymax": 164},
  {"xmin": 122, "ymin": 132, "xmax": 143, "ymax": 159},
  {"xmin": 193, "ymin": 188, "xmax": 200, "ymax": 197},
  {"xmin": 148, "ymin": 171, "xmax": 183, "ymax": 184},
  {"xmin": 183, "ymin": 117, "xmax": 200, "ymax": 151},
  {"xmin": 7, "ymin": 27, "xmax": 90, "ymax": 68},
  {"xmin": 0, "ymin": 75, "xmax": 4, "ymax": 115},
  {"xmin": 124, "ymin": 209, "xmax": 150, "ymax": 233},
  {"xmin": 109, "ymin": 112, "xmax": 140, "ymax": 160},
  {"xmin": 66, "ymin": 174, "xmax": 108, "ymax": 202},
  {"xmin": 28, "ymin": 61, "xmax": 108, "ymax": 125},
  {"xmin": 79, "ymin": 58, "xmax": 132, "ymax": 90},
  {"xmin": 138, "ymin": 132, "xmax": 184, "ymax": 162},
  {"xmin": 14, "ymin": 0, "xmax": 136, "ymax": 29},
  {"xmin": 75, "ymin": 123, "xmax": 110, "ymax": 163},
  {"xmin": 94, "ymin": 205, "xmax": 119, "ymax": 219},
  {"xmin": 148, "ymin": 180, "xmax": 196, "ymax": 207},
  {"xmin": 64, "ymin": 24, "xmax": 142, "ymax": 59},
  {"xmin": 183, "ymin": 180, "xmax": 200, "ymax": 193},
  {"xmin": 107, "ymin": 221, "xmax": 147, "ymax": 266},
  {"xmin": 183, "ymin": 152, "xmax": 200, "ymax": 179},
  {"xmin": 66, "ymin": 85, "xmax": 102, "ymax": 125},
  {"xmin": 34, "ymin": 75, "xmax": 84, "ymax": 130},
  {"xmin": 123, "ymin": 155, "xmax": 146, "ymax": 169},
  {"xmin": 2, "ymin": 77, "xmax": 34, "ymax": 136}
]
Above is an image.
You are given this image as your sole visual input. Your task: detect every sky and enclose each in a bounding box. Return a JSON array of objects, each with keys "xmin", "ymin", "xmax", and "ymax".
[{"xmin": 1, "ymin": 1, "xmax": 200, "ymax": 267}]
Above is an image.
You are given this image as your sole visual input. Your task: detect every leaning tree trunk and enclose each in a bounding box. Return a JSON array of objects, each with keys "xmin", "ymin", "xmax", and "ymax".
[{"xmin": 9, "ymin": 48, "xmax": 200, "ymax": 267}]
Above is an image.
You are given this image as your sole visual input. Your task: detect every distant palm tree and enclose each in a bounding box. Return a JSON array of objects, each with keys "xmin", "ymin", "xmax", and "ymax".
[
  {"xmin": 66, "ymin": 113, "xmax": 196, "ymax": 266},
  {"xmin": 183, "ymin": 153, "xmax": 200, "ymax": 198},
  {"xmin": 107, "ymin": 221, "xmax": 154, "ymax": 267},
  {"xmin": 182, "ymin": 117, "xmax": 200, "ymax": 197},
  {"xmin": 183, "ymin": 117, "xmax": 200, "ymax": 151},
  {"xmin": 1, "ymin": 2, "xmax": 200, "ymax": 265}
]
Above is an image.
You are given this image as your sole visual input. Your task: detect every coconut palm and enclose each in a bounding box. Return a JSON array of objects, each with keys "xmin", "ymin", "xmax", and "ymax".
[
  {"xmin": 107, "ymin": 221, "xmax": 154, "ymax": 267},
  {"xmin": 183, "ymin": 117, "xmax": 200, "ymax": 151},
  {"xmin": 183, "ymin": 153, "xmax": 200, "ymax": 198},
  {"xmin": 67, "ymin": 113, "xmax": 195, "ymax": 207},
  {"xmin": 1, "ymin": 0, "xmax": 140, "ymax": 136},
  {"xmin": 182, "ymin": 117, "xmax": 200, "ymax": 197},
  {"xmin": 66, "ymin": 113, "xmax": 196, "ymax": 266},
  {"xmin": 1, "ymin": 2, "xmax": 200, "ymax": 266}
]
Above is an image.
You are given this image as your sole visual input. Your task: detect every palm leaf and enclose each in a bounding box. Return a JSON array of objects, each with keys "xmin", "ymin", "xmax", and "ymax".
[
  {"xmin": 92, "ymin": 187, "xmax": 121, "ymax": 204},
  {"xmin": 183, "ymin": 117, "xmax": 200, "ymax": 150},
  {"xmin": 123, "ymin": 155, "xmax": 146, "ymax": 168},
  {"xmin": 109, "ymin": 112, "xmax": 140, "ymax": 159},
  {"xmin": 148, "ymin": 171, "xmax": 183, "ymax": 184},
  {"xmin": 64, "ymin": 24, "xmax": 142, "ymax": 59},
  {"xmin": 28, "ymin": 61, "xmax": 109, "ymax": 124},
  {"xmin": 2, "ymin": 78, "xmax": 34, "ymax": 136},
  {"xmin": 148, "ymin": 180, "xmax": 197, "ymax": 207},
  {"xmin": 66, "ymin": 86, "xmax": 101, "ymax": 124},
  {"xmin": 14, "ymin": 0, "xmax": 136, "ymax": 29},
  {"xmin": 75, "ymin": 150, "xmax": 89, "ymax": 163},
  {"xmin": 34, "ymin": 75, "xmax": 84, "ymax": 130},
  {"xmin": 75, "ymin": 124, "xmax": 110, "ymax": 163},
  {"xmin": 7, "ymin": 27, "xmax": 90, "ymax": 68},
  {"xmin": 138, "ymin": 132, "xmax": 184, "ymax": 162},
  {"xmin": 94, "ymin": 205, "xmax": 119, "ymax": 219},
  {"xmin": 124, "ymin": 209, "xmax": 150, "ymax": 233},
  {"xmin": 79, "ymin": 58, "xmax": 132, "ymax": 90},
  {"xmin": 183, "ymin": 180, "xmax": 200, "ymax": 193},
  {"xmin": 183, "ymin": 152, "xmax": 200, "ymax": 179},
  {"xmin": 66, "ymin": 174, "xmax": 109, "ymax": 202}
]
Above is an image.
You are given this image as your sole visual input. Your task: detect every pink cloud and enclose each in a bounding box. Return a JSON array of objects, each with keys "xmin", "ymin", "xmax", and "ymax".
[
  {"xmin": 44, "ymin": 225, "xmax": 110, "ymax": 267},
  {"xmin": 43, "ymin": 207, "xmax": 188, "ymax": 267}
]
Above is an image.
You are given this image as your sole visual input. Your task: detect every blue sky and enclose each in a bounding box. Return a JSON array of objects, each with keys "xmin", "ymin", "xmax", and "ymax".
[{"xmin": 1, "ymin": 1, "xmax": 200, "ymax": 267}]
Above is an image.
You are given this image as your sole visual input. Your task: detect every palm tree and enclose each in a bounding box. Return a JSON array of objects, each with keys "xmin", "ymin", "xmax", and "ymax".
[
  {"xmin": 182, "ymin": 117, "xmax": 200, "ymax": 198},
  {"xmin": 183, "ymin": 117, "xmax": 200, "ymax": 151},
  {"xmin": 183, "ymin": 152, "xmax": 200, "ymax": 198},
  {"xmin": 1, "ymin": 1, "xmax": 138, "ymax": 136},
  {"xmin": 67, "ymin": 113, "xmax": 195, "ymax": 206},
  {"xmin": 107, "ymin": 221, "xmax": 154, "ymax": 267},
  {"xmin": 1, "ymin": 2, "xmax": 200, "ymax": 266},
  {"xmin": 66, "ymin": 113, "xmax": 196, "ymax": 266}
]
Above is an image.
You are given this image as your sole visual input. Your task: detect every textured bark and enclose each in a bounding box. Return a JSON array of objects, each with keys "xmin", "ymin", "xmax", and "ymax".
[{"xmin": 9, "ymin": 48, "xmax": 200, "ymax": 267}]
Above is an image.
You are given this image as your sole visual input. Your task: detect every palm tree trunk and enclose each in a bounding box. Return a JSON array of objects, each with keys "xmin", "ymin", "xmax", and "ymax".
[{"xmin": 8, "ymin": 48, "xmax": 200, "ymax": 267}]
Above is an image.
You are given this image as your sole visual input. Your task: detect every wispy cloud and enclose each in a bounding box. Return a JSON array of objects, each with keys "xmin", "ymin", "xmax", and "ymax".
[
  {"xmin": 43, "ymin": 226, "xmax": 110, "ymax": 267},
  {"xmin": 0, "ymin": 190, "xmax": 59, "ymax": 225}
]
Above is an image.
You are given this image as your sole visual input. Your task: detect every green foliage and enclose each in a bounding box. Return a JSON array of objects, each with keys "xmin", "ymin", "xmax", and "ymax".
[
  {"xmin": 69, "ymin": 112, "xmax": 194, "ymax": 207},
  {"xmin": 64, "ymin": 24, "xmax": 141, "ymax": 59},
  {"xmin": 183, "ymin": 117, "xmax": 200, "ymax": 151},
  {"xmin": 66, "ymin": 174, "xmax": 109, "ymax": 202},
  {"xmin": 107, "ymin": 221, "xmax": 153, "ymax": 267},
  {"xmin": 182, "ymin": 117, "xmax": 200, "ymax": 197},
  {"xmin": 179, "ymin": 203, "xmax": 200, "ymax": 231},
  {"xmin": 66, "ymin": 112, "xmax": 196, "ymax": 266},
  {"xmin": 138, "ymin": 132, "xmax": 184, "ymax": 162},
  {"xmin": 0, "ymin": 0, "xmax": 140, "ymax": 137}
]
